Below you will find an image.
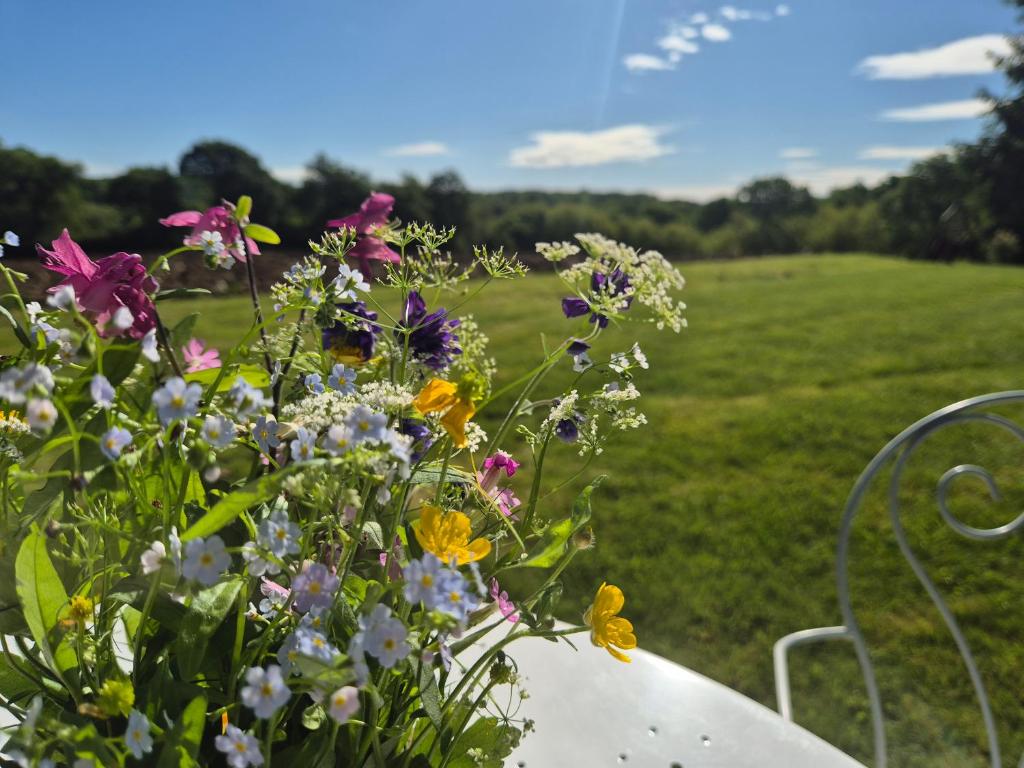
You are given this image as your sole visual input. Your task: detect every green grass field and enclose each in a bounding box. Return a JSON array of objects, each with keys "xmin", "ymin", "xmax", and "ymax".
[{"xmin": 154, "ymin": 254, "xmax": 1024, "ymax": 766}]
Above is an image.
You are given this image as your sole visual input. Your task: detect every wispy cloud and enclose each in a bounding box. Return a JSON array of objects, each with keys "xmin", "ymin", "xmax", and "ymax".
[
  {"xmin": 720, "ymin": 6, "xmax": 772, "ymax": 22},
  {"xmin": 858, "ymin": 34, "xmax": 1010, "ymax": 79},
  {"xmin": 623, "ymin": 53, "xmax": 676, "ymax": 72},
  {"xmin": 880, "ymin": 98, "xmax": 990, "ymax": 122},
  {"xmin": 509, "ymin": 125, "xmax": 674, "ymax": 168},
  {"xmin": 859, "ymin": 146, "xmax": 947, "ymax": 161},
  {"xmin": 384, "ymin": 141, "xmax": 450, "ymax": 157},
  {"xmin": 786, "ymin": 165, "xmax": 897, "ymax": 195},
  {"xmin": 780, "ymin": 147, "xmax": 817, "ymax": 160},
  {"xmin": 627, "ymin": 6, "xmax": 790, "ymax": 74},
  {"xmin": 271, "ymin": 166, "xmax": 312, "ymax": 184}
]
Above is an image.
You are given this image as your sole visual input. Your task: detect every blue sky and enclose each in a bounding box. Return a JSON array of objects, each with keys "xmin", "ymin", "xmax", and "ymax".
[{"xmin": 0, "ymin": 0, "xmax": 1017, "ymax": 200}]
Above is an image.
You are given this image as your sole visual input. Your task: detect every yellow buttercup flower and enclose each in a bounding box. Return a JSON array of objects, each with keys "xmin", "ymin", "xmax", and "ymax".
[
  {"xmin": 584, "ymin": 582, "xmax": 637, "ymax": 663},
  {"xmin": 67, "ymin": 595, "xmax": 94, "ymax": 626},
  {"xmin": 413, "ymin": 378, "xmax": 476, "ymax": 449},
  {"xmin": 411, "ymin": 505, "xmax": 491, "ymax": 565}
]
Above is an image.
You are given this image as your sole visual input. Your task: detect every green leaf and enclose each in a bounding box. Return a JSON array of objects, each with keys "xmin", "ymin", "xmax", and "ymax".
[
  {"xmin": 244, "ymin": 223, "xmax": 280, "ymax": 245},
  {"xmin": 235, "ymin": 195, "xmax": 253, "ymax": 222},
  {"xmin": 448, "ymin": 718, "xmax": 520, "ymax": 768},
  {"xmin": 410, "ymin": 464, "xmax": 476, "ymax": 486},
  {"xmin": 185, "ymin": 363, "xmax": 269, "ymax": 392},
  {"xmin": 15, "ymin": 527, "xmax": 76, "ymax": 675},
  {"xmin": 0, "ymin": 305, "xmax": 32, "ymax": 349},
  {"xmin": 155, "ymin": 288, "xmax": 213, "ymax": 302},
  {"xmin": 175, "ymin": 580, "xmax": 242, "ymax": 681},
  {"xmin": 169, "ymin": 313, "xmax": 200, "ymax": 350},
  {"xmin": 182, "ymin": 463, "xmax": 315, "ymax": 541},
  {"xmin": 108, "ymin": 576, "xmax": 187, "ymax": 631},
  {"xmin": 156, "ymin": 694, "xmax": 208, "ymax": 768},
  {"xmin": 517, "ymin": 475, "xmax": 604, "ymax": 569},
  {"xmin": 418, "ymin": 661, "xmax": 444, "ymax": 733},
  {"xmin": 302, "ymin": 703, "xmax": 327, "ymax": 730}
]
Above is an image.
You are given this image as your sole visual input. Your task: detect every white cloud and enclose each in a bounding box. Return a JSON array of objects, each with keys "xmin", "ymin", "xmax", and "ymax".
[
  {"xmin": 680, "ymin": 26, "xmax": 699, "ymax": 39},
  {"xmin": 384, "ymin": 141, "xmax": 450, "ymax": 157},
  {"xmin": 702, "ymin": 23, "xmax": 732, "ymax": 42},
  {"xmin": 650, "ymin": 182, "xmax": 741, "ymax": 202},
  {"xmin": 780, "ymin": 147, "xmax": 817, "ymax": 160},
  {"xmin": 720, "ymin": 6, "xmax": 771, "ymax": 22},
  {"xmin": 82, "ymin": 162, "xmax": 126, "ymax": 179},
  {"xmin": 776, "ymin": 4, "xmax": 790, "ymax": 16},
  {"xmin": 880, "ymin": 97, "xmax": 990, "ymax": 122},
  {"xmin": 858, "ymin": 34, "xmax": 1011, "ymax": 79},
  {"xmin": 509, "ymin": 124, "xmax": 674, "ymax": 168},
  {"xmin": 624, "ymin": 53, "xmax": 676, "ymax": 72},
  {"xmin": 786, "ymin": 165, "xmax": 897, "ymax": 195},
  {"xmin": 271, "ymin": 166, "xmax": 311, "ymax": 184},
  {"xmin": 691, "ymin": 12, "xmax": 710, "ymax": 24},
  {"xmin": 658, "ymin": 32, "xmax": 700, "ymax": 55},
  {"xmin": 859, "ymin": 145, "xmax": 946, "ymax": 161}
]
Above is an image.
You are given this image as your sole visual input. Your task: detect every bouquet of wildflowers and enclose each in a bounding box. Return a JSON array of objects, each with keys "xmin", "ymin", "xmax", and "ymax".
[{"xmin": 0, "ymin": 192, "xmax": 686, "ymax": 767}]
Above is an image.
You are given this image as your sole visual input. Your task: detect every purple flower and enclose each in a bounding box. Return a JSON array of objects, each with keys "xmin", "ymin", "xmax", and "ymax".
[
  {"xmin": 322, "ymin": 301, "xmax": 382, "ymax": 365},
  {"xmin": 396, "ymin": 291, "xmax": 461, "ymax": 371},
  {"xmin": 326, "ymin": 192, "xmax": 401, "ymax": 275},
  {"xmin": 567, "ymin": 339, "xmax": 593, "ymax": 371},
  {"xmin": 291, "ymin": 563, "xmax": 339, "ymax": 613},
  {"xmin": 37, "ymin": 230, "xmax": 158, "ymax": 340},
  {"xmin": 160, "ymin": 204, "xmax": 260, "ymax": 263},
  {"xmin": 399, "ymin": 419, "xmax": 433, "ymax": 462},
  {"xmin": 100, "ymin": 427, "xmax": 133, "ymax": 460},
  {"xmin": 561, "ymin": 268, "xmax": 633, "ymax": 329}
]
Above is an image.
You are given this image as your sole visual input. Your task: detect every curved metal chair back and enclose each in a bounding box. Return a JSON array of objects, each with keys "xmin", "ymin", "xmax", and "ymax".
[{"xmin": 773, "ymin": 391, "xmax": 1024, "ymax": 768}]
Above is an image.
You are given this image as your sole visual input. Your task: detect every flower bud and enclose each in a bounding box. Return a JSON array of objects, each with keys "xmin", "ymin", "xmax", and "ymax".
[{"xmin": 572, "ymin": 526, "xmax": 596, "ymax": 551}]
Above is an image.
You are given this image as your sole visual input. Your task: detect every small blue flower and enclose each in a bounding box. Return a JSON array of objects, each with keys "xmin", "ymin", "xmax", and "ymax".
[
  {"xmin": 90, "ymin": 374, "xmax": 115, "ymax": 409},
  {"xmin": 345, "ymin": 405, "xmax": 388, "ymax": 444},
  {"xmin": 294, "ymin": 626, "xmax": 339, "ymax": 663},
  {"xmin": 252, "ymin": 415, "xmax": 280, "ymax": 454},
  {"xmin": 402, "ymin": 554, "xmax": 445, "ymax": 607},
  {"xmin": 181, "ymin": 535, "xmax": 231, "ymax": 586},
  {"xmin": 304, "ymin": 373, "xmax": 325, "ymax": 394},
  {"xmin": 290, "ymin": 426, "xmax": 317, "ymax": 462},
  {"xmin": 434, "ymin": 568, "xmax": 478, "ymax": 623},
  {"xmin": 2, "ymin": 231, "xmax": 19, "ymax": 247},
  {"xmin": 100, "ymin": 427, "xmax": 133, "ymax": 460},
  {"xmin": 327, "ymin": 363, "xmax": 357, "ymax": 395},
  {"xmin": 321, "ymin": 424, "xmax": 355, "ymax": 456},
  {"xmin": 257, "ymin": 509, "xmax": 301, "ymax": 558},
  {"xmin": 151, "ymin": 377, "xmax": 202, "ymax": 426},
  {"xmin": 291, "ymin": 563, "xmax": 339, "ymax": 613},
  {"xmin": 230, "ymin": 377, "xmax": 268, "ymax": 417},
  {"xmin": 202, "ymin": 414, "xmax": 236, "ymax": 448},
  {"xmin": 240, "ymin": 665, "xmax": 291, "ymax": 719},
  {"xmin": 124, "ymin": 709, "xmax": 153, "ymax": 760}
]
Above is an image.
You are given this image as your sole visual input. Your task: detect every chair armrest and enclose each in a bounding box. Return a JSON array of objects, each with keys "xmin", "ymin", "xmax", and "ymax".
[{"xmin": 773, "ymin": 626, "xmax": 852, "ymax": 720}]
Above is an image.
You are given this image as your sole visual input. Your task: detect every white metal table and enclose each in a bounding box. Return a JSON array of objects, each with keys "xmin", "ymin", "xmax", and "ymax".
[{"xmin": 489, "ymin": 625, "xmax": 866, "ymax": 768}]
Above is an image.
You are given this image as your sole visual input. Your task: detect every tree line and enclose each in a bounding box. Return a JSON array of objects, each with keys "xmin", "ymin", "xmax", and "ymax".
[{"xmin": 3, "ymin": 1, "xmax": 1024, "ymax": 266}]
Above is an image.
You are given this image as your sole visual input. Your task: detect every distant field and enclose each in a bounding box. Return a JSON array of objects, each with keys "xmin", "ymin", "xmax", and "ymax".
[{"xmin": 28, "ymin": 254, "xmax": 1024, "ymax": 765}]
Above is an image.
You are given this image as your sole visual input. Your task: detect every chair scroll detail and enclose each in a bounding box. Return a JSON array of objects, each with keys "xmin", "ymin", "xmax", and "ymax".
[{"xmin": 773, "ymin": 390, "xmax": 1024, "ymax": 768}]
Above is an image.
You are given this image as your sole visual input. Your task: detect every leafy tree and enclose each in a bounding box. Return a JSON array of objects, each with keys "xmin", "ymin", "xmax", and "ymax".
[{"xmin": 179, "ymin": 140, "xmax": 284, "ymax": 220}]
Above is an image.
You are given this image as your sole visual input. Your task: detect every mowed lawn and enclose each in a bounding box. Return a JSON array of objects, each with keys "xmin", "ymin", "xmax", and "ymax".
[{"xmin": 130, "ymin": 254, "xmax": 1024, "ymax": 765}]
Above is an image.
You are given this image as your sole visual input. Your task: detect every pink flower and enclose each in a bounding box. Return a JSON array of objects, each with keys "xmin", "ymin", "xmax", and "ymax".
[
  {"xmin": 489, "ymin": 579, "xmax": 519, "ymax": 623},
  {"xmin": 326, "ymin": 192, "xmax": 401, "ymax": 274},
  {"xmin": 492, "ymin": 487, "xmax": 521, "ymax": 519},
  {"xmin": 159, "ymin": 204, "xmax": 260, "ymax": 264},
  {"xmin": 181, "ymin": 338, "xmax": 221, "ymax": 372},
  {"xmin": 478, "ymin": 451, "xmax": 520, "ymax": 495},
  {"xmin": 36, "ymin": 229, "xmax": 158, "ymax": 340}
]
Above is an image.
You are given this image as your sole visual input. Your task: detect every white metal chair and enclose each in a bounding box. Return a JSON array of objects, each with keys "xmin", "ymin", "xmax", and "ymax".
[{"xmin": 773, "ymin": 391, "xmax": 1024, "ymax": 768}]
